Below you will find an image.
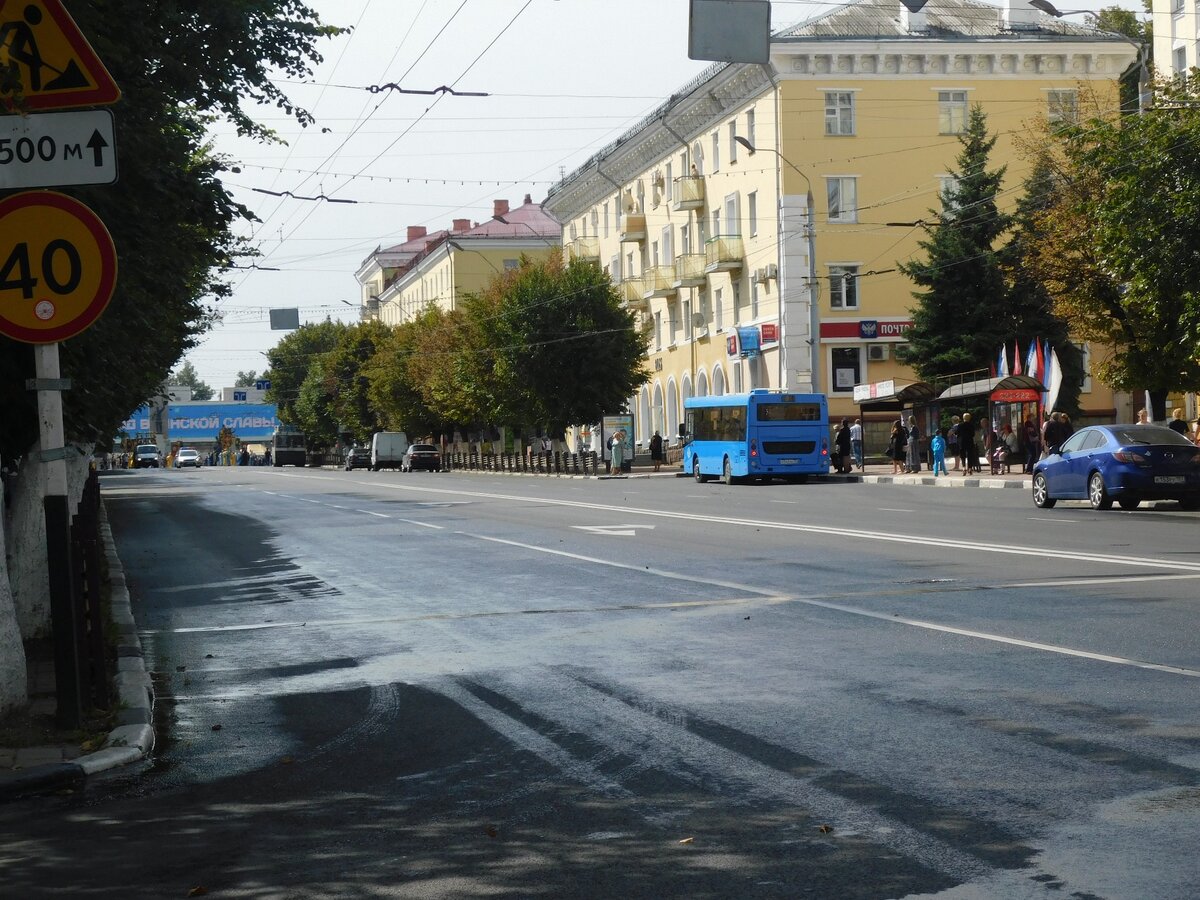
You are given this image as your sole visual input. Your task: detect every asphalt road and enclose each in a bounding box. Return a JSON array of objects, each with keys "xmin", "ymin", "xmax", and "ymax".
[{"xmin": 2, "ymin": 465, "xmax": 1199, "ymax": 899}]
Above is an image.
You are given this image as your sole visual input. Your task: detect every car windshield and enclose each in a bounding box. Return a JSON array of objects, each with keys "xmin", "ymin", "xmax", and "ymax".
[
  {"xmin": 411, "ymin": 444, "xmax": 437, "ymax": 452},
  {"xmin": 137, "ymin": 445, "xmax": 156, "ymax": 454},
  {"xmin": 1110, "ymin": 426, "xmax": 1194, "ymax": 447}
]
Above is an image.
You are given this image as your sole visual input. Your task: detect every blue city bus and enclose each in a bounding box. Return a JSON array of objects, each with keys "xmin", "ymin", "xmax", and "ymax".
[
  {"xmin": 271, "ymin": 424, "xmax": 307, "ymax": 467},
  {"xmin": 681, "ymin": 390, "xmax": 830, "ymax": 484}
]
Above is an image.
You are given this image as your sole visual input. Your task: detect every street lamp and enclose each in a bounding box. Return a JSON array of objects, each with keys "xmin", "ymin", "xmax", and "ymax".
[{"xmin": 733, "ymin": 135, "xmax": 819, "ymax": 393}]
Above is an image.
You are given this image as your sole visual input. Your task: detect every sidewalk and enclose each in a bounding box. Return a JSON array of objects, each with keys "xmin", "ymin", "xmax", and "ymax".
[
  {"xmin": 611, "ymin": 457, "xmax": 1032, "ymax": 488},
  {"xmin": 0, "ymin": 507, "xmax": 154, "ymax": 802}
]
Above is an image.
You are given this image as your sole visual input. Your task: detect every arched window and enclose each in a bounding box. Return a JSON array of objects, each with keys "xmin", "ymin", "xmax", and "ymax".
[
  {"xmin": 713, "ymin": 365, "xmax": 726, "ymax": 396},
  {"xmin": 666, "ymin": 378, "xmax": 679, "ymax": 438},
  {"xmin": 639, "ymin": 386, "xmax": 651, "ymax": 444},
  {"xmin": 697, "ymin": 369, "xmax": 709, "ymax": 397},
  {"xmin": 652, "ymin": 381, "xmax": 665, "ymax": 437}
]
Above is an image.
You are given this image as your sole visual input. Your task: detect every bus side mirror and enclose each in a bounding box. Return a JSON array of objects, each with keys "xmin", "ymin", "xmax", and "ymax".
[{"xmin": 677, "ymin": 423, "xmax": 687, "ymax": 438}]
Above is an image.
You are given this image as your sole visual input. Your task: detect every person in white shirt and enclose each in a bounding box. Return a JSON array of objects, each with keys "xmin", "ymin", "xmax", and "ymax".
[{"xmin": 849, "ymin": 418, "xmax": 864, "ymax": 472}]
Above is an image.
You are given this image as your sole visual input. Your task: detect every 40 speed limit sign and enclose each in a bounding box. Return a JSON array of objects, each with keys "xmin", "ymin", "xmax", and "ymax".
[{"xmin": 0, "ymin": 190, "xmax": 116, "ymax": 344}]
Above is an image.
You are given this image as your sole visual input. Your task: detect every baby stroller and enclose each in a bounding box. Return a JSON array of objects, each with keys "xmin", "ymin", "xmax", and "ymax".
[{"xmin": 989, "ymin": 443, "xmax": 1011, "ymax": 475}]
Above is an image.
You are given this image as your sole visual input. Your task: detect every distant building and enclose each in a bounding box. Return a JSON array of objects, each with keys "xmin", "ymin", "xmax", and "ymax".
[{"xmin": 354, "ymin": 195, "xmax": 561, "ymax": 325}]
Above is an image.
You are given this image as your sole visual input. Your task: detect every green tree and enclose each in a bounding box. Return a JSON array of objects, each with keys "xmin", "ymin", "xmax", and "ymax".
[
  {"xmin": 263, "ymin": 320, "xmax": 347, "ymax": 426},
  {"xmin": 326, "ymin": 321, "xmax": 392, "ymax": 442},
  {"xmin": 896, "ymin": 107, "xmax": 1011, "ymax": 381},
  {"xmin": 365, "ymin": 315, "xmax": 445, "ymax": 438},
  {"xmin": 0, "ymin": 3, "xmax": 341, "ymax": 461},
  {"xmin": 1029, "ymin": 77, "xmax": 1200, "ymax": 418},
  {"xmin": 170, "ymin": 360, "xmax": 215, "ymax": 401},
  {"xmin": 234, "ymin": 370, "xmax": 259, "ymax": 388},
  {"xmin": 476, "ymin": 254, "xmax": 649, "ymax": 435},
  {"xmin": 1093, "ymin": 4, "xmax": 1151, "ymax": 114},
  {"xmin": 998, "ymin": 153, "xmax": 1083, "ymax": 415},
  {"xmin": 293, "ymin": 355, "xmax": 340, "ymax": 446}
]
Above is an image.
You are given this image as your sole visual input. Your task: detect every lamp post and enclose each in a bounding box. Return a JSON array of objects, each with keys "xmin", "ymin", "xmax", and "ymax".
[{"xmin": 734, "ymin": 135, "xmax": 819, "ymax": 393}]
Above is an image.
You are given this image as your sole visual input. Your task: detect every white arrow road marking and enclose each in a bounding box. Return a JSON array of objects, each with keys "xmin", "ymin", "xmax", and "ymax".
[{"xmin": 571, "ymin": 524, "xmax": 657, "ymax": 537}]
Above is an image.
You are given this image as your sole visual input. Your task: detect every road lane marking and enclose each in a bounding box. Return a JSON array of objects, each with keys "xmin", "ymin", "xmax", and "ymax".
[
  {"xmin": 357, "ymin": 509, "xmax": 390, "ymax": 518},
  {"xmin": 1027, "ymin": 516, "xmax": 1078, "ymax": 523},
  {"xmin": 571, "ymin": 524, "xmax": 656, "ymax": 537},
  {"xmin": 769, "ymin": 499, "xmax": 797, "ymax": 504},
  {"xmin": 1008, "ymin": 573, "xmax": 1200, "ymax": 588},
  {"xmin": 877, "ymin": 508, "xmax": 913, "ymax": 512},
  {"xmin": 395, "ymin": 518, "xmax": 442, "ymax": 530}
]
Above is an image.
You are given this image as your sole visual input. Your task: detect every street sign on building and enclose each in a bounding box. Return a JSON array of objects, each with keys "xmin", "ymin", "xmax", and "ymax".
[
  {"xmin": 0, "ymin": 109, "xmax": 116, "ymax": 190},
  {"xmin": 0, "ymin": 190, "xmax": 117, "ymax": 344},
  {"xmin": 0, "ymin": 0, "xmax": 120, "ymax": 111}
]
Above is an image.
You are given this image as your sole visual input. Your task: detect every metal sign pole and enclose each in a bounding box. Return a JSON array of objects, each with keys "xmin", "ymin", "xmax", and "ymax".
[{"xmin": 32, "ymin": 342, "xmax": 82, "ymax": 729}]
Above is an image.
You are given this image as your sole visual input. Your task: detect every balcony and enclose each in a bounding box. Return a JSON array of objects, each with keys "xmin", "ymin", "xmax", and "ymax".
[
  {"xmin": 672, "ymin": 253, "xmax": 706, "ymax": 288},
  {"xmin": 565, "ymin": 235, "xmax": 600, "ymax": 264},
  {"xmin": 672, "ymin": 175, "xmax": 705, "ymax": 211},
  {"xmin": 619, "ymin": 213, "xmax": 646, "ymax": 242},
  {"xmin": 641, "ymin": 266, "xmax": 677, "ymax": 299},
  {"xmin": 619, "ymin": 275, "xmax": 648, "ymax": 309},
  {"xmin": 704, "ymin": 234, "xmax": 744, "ymax": 273}
]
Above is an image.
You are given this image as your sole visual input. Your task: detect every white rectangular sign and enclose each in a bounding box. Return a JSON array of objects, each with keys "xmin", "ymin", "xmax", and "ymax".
[{"xmin": 0, "ymin": 110, "xmax": 117, "ymax": 190}]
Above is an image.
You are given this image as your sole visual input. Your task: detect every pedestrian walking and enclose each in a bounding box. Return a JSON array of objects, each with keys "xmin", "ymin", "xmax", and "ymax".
[
  {"xmin": 905, "ymin": 415, "xmax": 922, "ymax": 474},
  {"xmin": 948, "ymin": 415, "xmax": 961, "ymax": 471},
  {"xmin": 888, "ymin": 420, "xmax": 907, "ymax": 475},
  {"xmin": 930, "ymin": 428, "xmax": 948, "ymax": 476},
  {"xmin": 649, "ymin": 430, "xmax": 664, "ymax": 472},
  {"xmin": 959, "ymin": 412, "xmax": 979, "ymax": 474},
  {"xmin": 1136, "ymin": 408, "xmax": 1151, "ymax": 425},
  {"xmin": 849, "ymin": 418, "xmax": 864, "ymax": 471},
  {"xmin": 1168, "ymin": 408, "xmax": 1189, "ymax": 436},
  {"xmin": 1021, "ymin": 416, "xmax": 1040, "ymax": 473},
  {"xmin": 610, "ymin": 429, "xmax": 625, "ymax": 474},
  {"xmin": 835, "ymin": 418, "xmax": 853, "ymax": 474}
]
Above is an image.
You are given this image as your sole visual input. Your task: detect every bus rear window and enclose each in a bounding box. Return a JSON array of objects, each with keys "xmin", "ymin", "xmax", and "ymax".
[{"xmin": 757, "ymin": 403, "xmax": 822, "ymax": 422}]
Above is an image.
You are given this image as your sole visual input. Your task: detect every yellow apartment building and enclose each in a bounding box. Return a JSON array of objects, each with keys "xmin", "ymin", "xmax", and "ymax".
[
  {"xmin": 544, "ymin": 0, "xmax": 1137, "ymax": 444},
  {"xmin": 354, "ymin": 195, "xmax": 560, "ymax": 326}
]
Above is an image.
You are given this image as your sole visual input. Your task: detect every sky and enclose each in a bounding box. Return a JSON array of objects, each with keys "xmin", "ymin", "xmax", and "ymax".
[{"xmin": 187, "ymin": 0, "xmax": 1147, "ymax": 391}]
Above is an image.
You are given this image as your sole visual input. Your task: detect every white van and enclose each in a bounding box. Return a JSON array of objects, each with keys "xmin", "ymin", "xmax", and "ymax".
[{"xmin": 370, "ymin": 431, "xmax": 408, "ymax": 471}]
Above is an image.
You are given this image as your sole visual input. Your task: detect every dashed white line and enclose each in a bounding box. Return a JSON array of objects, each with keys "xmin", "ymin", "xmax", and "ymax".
[{"xmin": 357, "ymin": 510, "xmax": 390, "ymax": 518}]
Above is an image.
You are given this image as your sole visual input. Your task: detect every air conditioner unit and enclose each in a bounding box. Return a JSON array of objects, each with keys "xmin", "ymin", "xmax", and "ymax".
[
  {"xmin": 867, "ymin": 344, "xmax": 888, "ymax": 361},
  {"xmin": 752, "ymin": 267, "xmax": 769, "ymax": 284},
  {"xmin": 691, "ymin": 312, "xmax": 707, "ymax": 328},
  {"xmin": 765, "ymin": 263, "xmax": 778, "ymax": 280}
]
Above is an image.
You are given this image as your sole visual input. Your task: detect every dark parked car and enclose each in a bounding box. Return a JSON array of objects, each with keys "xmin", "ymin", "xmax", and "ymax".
[
  {"xmin": 344, "ymin": 446, "xmax": 371, "ymax": 471},
  {"xmin": 401, "ymin": 443, "xmax": 441, "ymax": 472},
  {"xmin": 1032, "ymin": 424, "xmax": 1200, "ymax": 511}
]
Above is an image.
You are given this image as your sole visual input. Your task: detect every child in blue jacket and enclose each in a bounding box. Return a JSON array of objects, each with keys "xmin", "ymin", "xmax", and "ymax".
[{"xmin": 930, "ymin": 428, "xmax": 948, "ymax": 476}]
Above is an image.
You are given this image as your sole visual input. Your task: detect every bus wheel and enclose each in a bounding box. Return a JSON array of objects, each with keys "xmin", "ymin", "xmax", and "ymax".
[
  {"xmin": 693, "ymin": 459, "xmax": 707, "ymax": 483},
  {"xmin": 722, "ymin": 457, "xmax": 735, "ymax": 485}
]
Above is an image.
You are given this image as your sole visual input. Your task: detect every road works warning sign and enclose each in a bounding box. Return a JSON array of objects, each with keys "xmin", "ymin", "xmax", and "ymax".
[{"xmin": 0, "ymin": 0, "xmax": 120, "ymax": 111}]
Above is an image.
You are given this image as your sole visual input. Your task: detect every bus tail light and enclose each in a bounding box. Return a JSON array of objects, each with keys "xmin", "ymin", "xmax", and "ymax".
[
  {"xmin": 750, "ymin": 439, "xmax": 758, "ymax": 458},
  {"xmin": 821, "ymin": 438, "xmax": 828, "ymax": 458}
]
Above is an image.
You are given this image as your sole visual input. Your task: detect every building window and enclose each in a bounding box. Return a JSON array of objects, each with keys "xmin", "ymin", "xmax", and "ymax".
[
  {"xmin": 939, "ymin": 175, "xmax": 961, "ymax": 211},
  {"xmin": 1047, "ymin": 90, "xmax": 1077, "ymax": 125},
  {"xmin": 751, "ymin": 280, "xmax": 760, "ymax": 318},
  {"xmin": 827, "ymin": 177, "xmax": 857, "ymax": 223},
  {"xmin": 829, "ymin": 265, "xmax": 859, "ymax": 309},
  {"xmin": 728, "ymin": 121, "xmax": 738, "ymax": 162},
  {"xmin": 668, "ymin": 300, "xmax": 678, "ymax": 339},
  {"xmin": 831, "ymin": 347, "xmax": 862, "ymax": 393},
  {"xmin": 711, "ymin": 208, "xmax": 720, "ymax": 236},
  {"xmin": 569, "ymin": 223, "xmax": 578, "ymax": 240},
  {"xmin": 651, "ymin": 240, "xmax": 660, "ymax": 267},
  {"xmin": 712, "ymin": 131, "xmax": 720, "ymax": 172},
  {"xmin": 715, "ymin": 288, "xmax": 724, "ymax": 331},
  {"xmin": 503, "ymin": 259, "xmax": 519, "ymax": 270},
  {"xmin": 654, "ymin": 311, "xmax": 662, "ymax": 350},
  {"xmin": 825, "ymin": 91, "xmax": 855, "ymax": 136},
  {"xmin": 732, "ymin": 279, "xmax": 742, "ymax": 324},
  {"xmin": 938, "ymin": 90, "xmax": 968, "ymax": 134},
  {"xmin": 746, "ymin": 108, "xmax": 756, "ymax": 146},
  {"xmin": 733, "ymin": 360, "xmax": 743, "ymax": 393},
  {"xmin": 1173, "ymin": 46, "xmax": 1187, "ymax": 78},
  {"xmin": 684, "ymin": 298, "xmax": 693, "ymax": 340},
  {"xmin": 748, "ymin": 191, "xmax": 757, "ymax": 236},
  {"xmin": 603, "ymin": 203, "xmax": 609, "ymax": 238},
  {"xmin": 725, "ymin": 193, "xmax": 739, "ymax": 235}
]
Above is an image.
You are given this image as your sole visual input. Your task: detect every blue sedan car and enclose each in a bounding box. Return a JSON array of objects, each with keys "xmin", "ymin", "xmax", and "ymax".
[{"xmin": 1032, "ymin": 424, "xmax": 1200, "ymax": 511}]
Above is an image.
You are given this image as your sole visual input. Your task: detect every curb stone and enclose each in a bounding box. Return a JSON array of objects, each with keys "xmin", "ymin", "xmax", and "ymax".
[{"xmin": 0, "ymin": 502, "xmax": 154, "ymax": 801}]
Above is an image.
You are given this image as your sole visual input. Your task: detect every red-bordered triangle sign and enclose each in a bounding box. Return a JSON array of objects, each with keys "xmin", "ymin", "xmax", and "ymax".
[{"xmin": 0, "ymin": 0, "xmax": 119, "ymax": 110}]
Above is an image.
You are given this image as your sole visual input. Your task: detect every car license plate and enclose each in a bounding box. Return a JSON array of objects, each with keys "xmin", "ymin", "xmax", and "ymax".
[
  {"xmin": 780, "ymin": 458, "xmax": 798, "ymax": 465},
  {"xmin": 1155, "ymin": 475, "xmax": 1185, "ymax": 484}
]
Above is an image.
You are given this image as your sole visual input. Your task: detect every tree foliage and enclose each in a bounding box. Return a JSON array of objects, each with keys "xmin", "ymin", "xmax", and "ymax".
[
  {"xmin": 896, "ymin": 107, "xmax": 1011, "ymax": 381},
  {"xmin": 0, "ymin": 3, "xmax": 341, "ymax": 462},
  {"xmin": 234, "ymin": 370, "xmax": 259, "ymax": 387},
  {"xmin": 170, "ymin": 360, "xmax": 215, "ymax": 400},
  {"xmin": 1026, "ymin": 76, "xmax": 1200, "ymax": 417},
  {"xmin": 262, "ymin": 319, "xmax": 347, "ymax": 427}
]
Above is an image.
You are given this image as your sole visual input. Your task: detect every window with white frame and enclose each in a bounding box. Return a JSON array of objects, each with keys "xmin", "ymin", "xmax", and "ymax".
[
  {"xmin": 1174, "ymin": 46, "xmax": 1187, "ymax": 78},
  {"xmin": 712, "ymin": 132, "xmax": 720, "ymax": 172},
  {"xmin": 684, "ymin": 298, "xmax": 693, "ymax": 340},
  {"xmin": 668, "ymin": 300, "xmax": 678, "ymax": 340},
  {"xmin": 651, "ymin": 240, "xmax": 660, "ymax": 267},
  {"xmin": 751, "ymin": 280, "xmax": 760, "ymax": 318},
  {"xmin": 654, "ymin": 311, "xmax": 662, "ymax": 350},
  {"xmin": 1047, "ymin": 90, "xmax": 1077, "ymax": 125},
  {"xmin": 733, "ymin": 360, "xmax": 743, "ymax": 393},
  {"xmin": 626, "ymin": 251, "xmax": 635, "ymax": 274},
  {"xmin": 732, "ymin": 279, "xmax": 742, "ymax": 324},
  {"xmin": 939, "ymin": 175, "xmax": 961, "ymax": 211},
  {"xmin": 728, "ymin": 121, "xmax": 738, "ymax": 162},
  {"xmin": 503, "ymin": 259, "xmax": 519, "ymax": 270},
  {"xmin": 829, "ymin": 265, "xmax": 859, "ymax": 309},
  {"xmin": 711, "ymin": 208, "xmax": 721, "ymax": 236},
  {"xmin": 569, "ymin": 222, "xmax": 578, "ymax": 240},
  {"xmin": 699, "ymin": 288, "xmax": 710, "ymax": 328},
  {"xmin": 715, "ymin": 288, "xmax": 724, "ymax": 331},
  {"xmin": 745, "ymin": 108, "xmax": 756, "ymax": 147},
  {"xmin": 680, "ymin": 222, "xmax": 690, "ymax": 255},
  {"xmin": 827, "ymin": 177, "xmax": 857, "ymax": 223},
  {"xmin": 661, "ymin": 226, "xmax": 673, "ymax": 264},
  {"xmin": 938, "ymin": 90, "xmax": 968, "ymax": 134},
  {"xmin": 748, "ymin": 191, "xmax": 757, "ymax": 236},
  {"xmin": 825, "ymin": 91, "xmax": 855, "ymax": 135},
  {"xmin": 610, "ymin": 255, "xmax": 620, "ymax": 279},
  {"xmin": 603, "ymin": 203, "xmax": 609, "ymax": 238},
  {"xmin": 725, "ymin": 193, "xmax": 739, "ymax": 235}
]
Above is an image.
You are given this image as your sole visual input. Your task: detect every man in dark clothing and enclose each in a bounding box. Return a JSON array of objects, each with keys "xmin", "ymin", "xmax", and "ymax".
[{"xmin": 834, "ymin": 418, "xmax": 853, "ymax": 474}]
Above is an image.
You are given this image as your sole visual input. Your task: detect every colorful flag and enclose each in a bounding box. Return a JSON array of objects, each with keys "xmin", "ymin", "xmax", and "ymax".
[
  {"xmin": 1040, "ymin": 340, "xmax": 1051, "ymax": 390},
  {"xmin": 1012, "ymin": 339, "xmax": 1022, "ymax": 376},
  {"xmin": 1025, "ymin": 339, "xmax": 1039, "ymax": 380},
  {"xmin": 997, "ymin": 344, "xmax": 1009, "ymax": 378}
]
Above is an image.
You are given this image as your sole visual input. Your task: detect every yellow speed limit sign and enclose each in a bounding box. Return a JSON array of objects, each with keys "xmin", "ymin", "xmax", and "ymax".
[{"xmin": 0, "ymin": 189, "xmax": 116, "ymax": 343}]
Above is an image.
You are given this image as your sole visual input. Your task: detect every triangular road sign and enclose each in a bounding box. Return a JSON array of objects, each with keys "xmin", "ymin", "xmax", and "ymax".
[{"xmin": 0, "ymin": 0, "xmax": 120, "ymax": 111}]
